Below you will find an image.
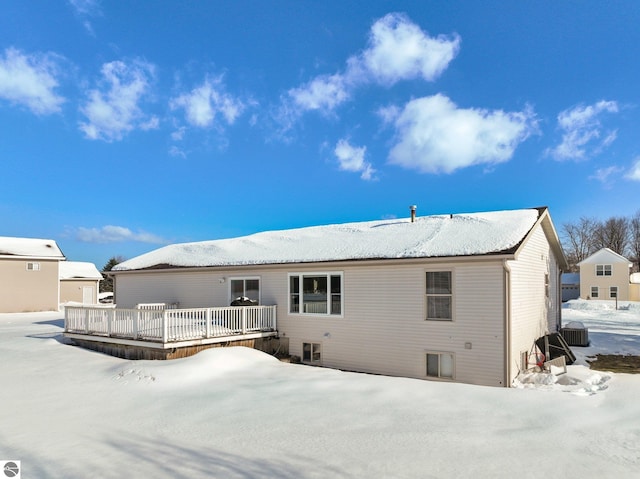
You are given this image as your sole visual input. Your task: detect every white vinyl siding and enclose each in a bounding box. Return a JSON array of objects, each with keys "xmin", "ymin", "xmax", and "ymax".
[
  {"xmin": 508, "ymin": 224, "xmax": 561, "ymax": 385},
  {"xmin": 281, "ymin": 261, "xmax": 505, "ymax": 387}
]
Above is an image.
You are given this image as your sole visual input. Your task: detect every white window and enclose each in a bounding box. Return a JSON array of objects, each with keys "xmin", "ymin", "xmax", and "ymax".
[
  {"xmin": 591, "ymin": 286, "xmax": 599, "ymax": 298},
  {"xmin": 426, "ymin": 271, "xmax": 452, "ymax": 320},
  {"xmin": 610, "ymin": 286, "xmax": 618, "ymax": 299},
  {"xmin": 426, "ymin": 352, "xmax": 454, "ymax": 379},
  {"xmin": 229, "ymin": 277, "xmax": 260, "ymax": 304},
  {"xmin": 289, "ymin": 273, "xmax": 343, "ymax": 316},
  {"xmin": 596, "ymin": 264, "xmax": 612, "ymax": 276},
  {"xmin": 26, "ymin": 262, "xmax": 40, "ymax": 271},
  {"xmin": 302, "ymin": 342, "xmax": 322, "ymax": 363}
]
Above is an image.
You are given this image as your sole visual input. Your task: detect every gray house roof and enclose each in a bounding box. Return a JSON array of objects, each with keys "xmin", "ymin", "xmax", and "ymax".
[{"xmin": 114, "ymin": 207, "xmax": 561, "ymax": 271}]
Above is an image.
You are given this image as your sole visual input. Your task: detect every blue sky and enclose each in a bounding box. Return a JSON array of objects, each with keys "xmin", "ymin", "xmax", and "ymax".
[{"xmin": 2, "ymin": 1, "xmax": 640, "ymax": 269}]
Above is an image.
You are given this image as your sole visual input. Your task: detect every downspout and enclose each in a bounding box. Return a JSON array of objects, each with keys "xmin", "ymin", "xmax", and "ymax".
[
  {"xmin": 557, "ymin": 269, "xmax": 563, "ymax": 331},
  {"xmin": 503, "ymin": 260, "xmax": 512, "ymax": 388}
]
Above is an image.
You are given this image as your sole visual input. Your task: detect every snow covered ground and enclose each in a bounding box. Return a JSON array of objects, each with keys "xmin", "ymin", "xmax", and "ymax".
[{"xmin": 1, "ymin": 300, "xmax": 640, "ymax": 478}]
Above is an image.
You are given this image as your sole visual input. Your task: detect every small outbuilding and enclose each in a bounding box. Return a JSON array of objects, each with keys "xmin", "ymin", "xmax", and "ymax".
[{"xmin": 59, "ymin": 262, "xmax": 103, "ymax": 305}]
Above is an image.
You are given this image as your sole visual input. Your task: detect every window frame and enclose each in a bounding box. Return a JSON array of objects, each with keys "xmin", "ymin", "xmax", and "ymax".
[
  {"xmin": 591, "ymin": 286, "xmax": 599, "ymax": 299},
  {"xmin": 302, "ymin": 342, "xmax": 322, "ymax": 364},
  {"xmin": 26, "ymin": 262, "xmax": 40, "ymax": 271},
  {"xmin": 425, "ymin": 270, "xmax": 454, "ymax": 321},
  {"xmin": 228, "ymin": 276, "xmax": 261, "ymax": 305},
  {"xmin": 288, "ymin": 272, "xmax": 343, "ymax": 317},
  {"xmin": 425, "ymin": 352, "xmax": 455, "ymax": 379},
  {"xmin": 596, "ymin": 264, "xmax": 612, "ymax": 276},
  {"xmin": 610, "ymin": 286, "xmax": 618, "ymax": 299}
]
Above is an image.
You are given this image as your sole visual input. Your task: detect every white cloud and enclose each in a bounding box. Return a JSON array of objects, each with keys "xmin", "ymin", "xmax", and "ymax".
[
  {"xmin": 334, "ymin": 139, "xmax": 376, "ymax": 180},
  {"xmin": 75, "ymin": 225, "xmax": 167, "ymax": 244},
  {"xmin": 170, "ymin": 76, "xmax": 244, "ymax": 129},
  {"xmin": 589, "ymin": 165, "xmax": 623, "ymax": 187},
  {"xmin": 388, "ymin": 94, "xmax": 537, "ymax": 174},
  {"xmin": 280, "ymin": 13, "xmax": 459, "ymax": 124},
  {"xmin": 68, "ymin": 0, "xmax": 100, "ymax": 16},
  {"xmin": 626, "ymin": 157, "xmax": 640, "ymax": 181},
  {"xmin": 79, "ymin": 60, "xmax": 156, "ymax": 141},
  {"xmin": 68, "ymin": 0, "xmax": 101, "ymax": 34},
  {"xmin": 355, "ymin": 12, "xmax": 461, "ymax": 86},
  {"xmin": 0, "ymin": 47, "xmax": 65, "ymax": 115},
  {"xmin": 168, "ymin": 145, "xmax": 187, "ymax": 159},
  {"xmin": 546, "ymin": 100, "xmax": 619, "ymax": 161},
  {"xmin": 289, "ymin": 73, "xmax": 350, "ymax": 112}
]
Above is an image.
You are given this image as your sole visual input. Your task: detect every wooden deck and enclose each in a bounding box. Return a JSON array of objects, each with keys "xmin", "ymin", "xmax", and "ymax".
[{"xmin": 64, "ymin": 305, "xmax": 278, "ymax": 350}]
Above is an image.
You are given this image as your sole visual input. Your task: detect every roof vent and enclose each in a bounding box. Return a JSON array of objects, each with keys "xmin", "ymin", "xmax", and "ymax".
[{"xmin": 410, "ymin": 205, "xmax": 417, "ymax": 223}]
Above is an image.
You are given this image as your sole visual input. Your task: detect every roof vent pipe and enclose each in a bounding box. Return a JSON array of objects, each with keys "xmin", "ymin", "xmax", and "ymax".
[{"xmin": 410, "ymin": 205, "xmax": 417, "ymax": 223}]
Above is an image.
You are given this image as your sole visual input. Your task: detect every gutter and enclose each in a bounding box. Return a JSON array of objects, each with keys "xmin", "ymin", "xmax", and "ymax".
[{"xmin": 503, "ymin": 259, "xmax": 512, "ymax": 387}]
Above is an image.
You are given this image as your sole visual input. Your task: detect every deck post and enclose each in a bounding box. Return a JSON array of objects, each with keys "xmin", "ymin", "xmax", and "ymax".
[
  {"xmin": 108, "ymin": 308, "xmax": 113, "ymax": 336},
  {"xmin": 134, "ymin": 310, "xmax": 139, "ymax": 339},
  {"xmin": 84, "ymin": 307, "xmax": 89, "ymax": 334},
  {"xmin": 242, "ymin": 307, "xmax": 247, "ymax": 334},
  {"xmin": 272, "ymin": 305, "xmax": 277, "ymax": 331},
  {"xmin": 162, "ymin": 310, "xmax": 168, "ymax": 343},
  {"xmin": 206, "ymin": 308, "xmax": 212, "ymax": 338}
]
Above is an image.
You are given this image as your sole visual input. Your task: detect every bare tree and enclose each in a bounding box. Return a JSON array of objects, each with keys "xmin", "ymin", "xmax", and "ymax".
[
  {"xmin": 592, "ymin": 216, "xmax": 629, "ymax": 256},
  {"xmin": 561, "ymin": 217, "xmax": 598, "ymax": 271},
  {"xmin": 629, "ymin": 211, "xmax": 640, "ymax": 272}
]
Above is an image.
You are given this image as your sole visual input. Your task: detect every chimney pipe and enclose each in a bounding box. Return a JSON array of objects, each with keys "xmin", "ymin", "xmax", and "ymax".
[{"xmin": 410, "ymin": 205, "xmax": 417, "ymax": 223}]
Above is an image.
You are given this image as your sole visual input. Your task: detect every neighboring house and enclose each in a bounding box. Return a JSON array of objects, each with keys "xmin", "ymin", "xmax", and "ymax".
[
  {"xmin": 59, "ymin": 262, "xmax": 103, "ymax": 305},
  {"xmin": 0, "ymin": 236, "xmax": 66, "ymax": 313},
  {"xmin": 561, "ymin": 273, "xmax": 580, "ymax": 302},
  {"xmin": 578, "ymin": 248, "xmax": 633, "ymax": 301},
  {"xmin": 109, "ymin": 207, "xmax": 567, "ymax": 388}
]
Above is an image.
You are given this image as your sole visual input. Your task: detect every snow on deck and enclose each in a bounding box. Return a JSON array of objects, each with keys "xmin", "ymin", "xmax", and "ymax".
[{"xmin": 114, "ymin": 208, "xmax": 540, "ymax": 271}]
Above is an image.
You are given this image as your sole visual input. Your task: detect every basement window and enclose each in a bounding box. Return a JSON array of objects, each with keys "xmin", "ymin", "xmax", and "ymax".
[
  {"xmin": 302, "ymin": 342, "xmax": 322, "ymax": 364},
  {"xmin": 26, "ymin": 262, "xmax": 40, "ymax": 271},
  {"xmin": 426, "ymin": 352, "xmax": 454, "ymax": 379}
]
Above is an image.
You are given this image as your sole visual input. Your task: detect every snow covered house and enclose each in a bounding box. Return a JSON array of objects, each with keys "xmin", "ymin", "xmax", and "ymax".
[
  {"xmin": 59, "ymin": 261, "xmax": 103, "ymax": 305},
  {"xmin": 103, "ymin": 207, "xmax": 567, "ymax": 388},
  {"xmin": 578, "ymin": 248, "xmax": 633, "ymax": 301},
  {"xmin": 0, "ymin": 236, "xmax": 66, "ymax": 313}
]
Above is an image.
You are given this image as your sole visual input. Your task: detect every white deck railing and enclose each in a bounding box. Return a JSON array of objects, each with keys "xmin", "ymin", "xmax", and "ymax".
[{"xmin": 64, "ymin": 305, "xmax": 277, "ymax": 343}]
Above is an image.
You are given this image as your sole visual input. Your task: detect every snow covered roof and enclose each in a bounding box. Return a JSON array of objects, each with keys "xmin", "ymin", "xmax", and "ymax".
[
  {"xmin": 114, "ymin": 208, "xmax": 545, "ymax": 272},
  {"xmin": 0, "ymin": 236, "xmax": 65, "ymax": 259},
  {"xmin": 578, "ymin": 248, "xmax": 632, "ymax": 266},
  {"xmin": 59, "ymin": 261, "xmax": 103, "ymax": 280}
]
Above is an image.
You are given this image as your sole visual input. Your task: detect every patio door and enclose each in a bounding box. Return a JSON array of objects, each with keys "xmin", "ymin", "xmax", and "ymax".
[{"xmin": 230, "ymin": 278, "xmax": 260, "ymax": 304}]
